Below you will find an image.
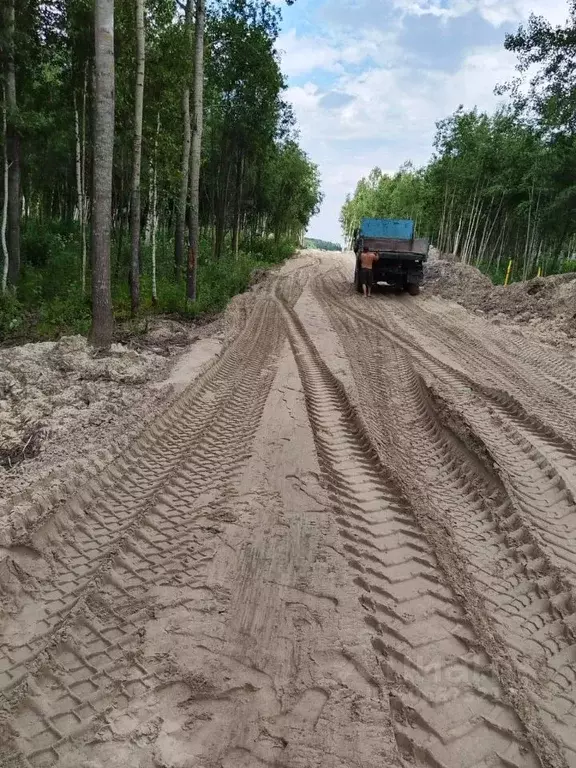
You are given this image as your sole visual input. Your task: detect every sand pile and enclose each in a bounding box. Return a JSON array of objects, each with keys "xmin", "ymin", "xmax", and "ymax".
[
  {"xmin": 425, "ymin": 259, "xmax": 576, "ymax": 337},
  {"xmin": 424, "ymin": 259, "xmax": 493, "ymax": 305}
]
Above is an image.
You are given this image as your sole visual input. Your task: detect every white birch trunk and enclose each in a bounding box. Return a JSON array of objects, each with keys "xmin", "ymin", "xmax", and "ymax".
[
  {"xmin": 151, "ymin": 112, "xmax": 160, "ymax": 304},
  {"xmin": 129, "ymin": 0, "xmax": 146, "ymax": 315},
  {"xmin": 74, "ymin": 94, "xmax": 87, "ymax": 292},
  {"xmin": 89, "ymin": 0, "xmax": 115, "ymax": 349},
  {"xmin": 186, "ymin": 0, "xmax": 206, "ymax": 301},
  {"xmin": 1, "ymin": 89, "xmax": 9, "ymax": 293}
]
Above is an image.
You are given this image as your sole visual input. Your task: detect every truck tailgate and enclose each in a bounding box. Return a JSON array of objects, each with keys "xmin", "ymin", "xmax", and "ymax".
[{"xmin": 366, "ymin": 238, "xmax": 429, "ymax": 257}]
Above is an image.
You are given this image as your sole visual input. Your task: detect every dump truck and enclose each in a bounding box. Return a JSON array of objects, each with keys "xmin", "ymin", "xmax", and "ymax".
[{"xmin": 353, "ymin": 218, "xmax": 429, "ymax": 295}]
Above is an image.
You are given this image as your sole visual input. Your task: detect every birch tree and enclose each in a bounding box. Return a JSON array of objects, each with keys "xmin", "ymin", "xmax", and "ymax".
[
  {"xmin": 187, "ymin": 0, "xmax": 205, "ymax": 302},
  {"xmin": 174, "ymin": 0, "xmax": 193, "ymax": 278},
  {"xmin": 74, "ymin": 75, "xmax": 89, "ymax": 294},
  {"xmin": 150, "ymin": 112, "xmax": 160, "ymax": 305},
  {"xmin": 129, "ymin": 0, "xmax": 146, "ymax": 315},
  {"xmin": 5, "ymin": 0, "xmax": 20, "ymax": 286},
  {"xmin": 90, "ymin": 0, "xmax": 115, "ymax": 349},
  {"xmin": 2, "ymin": 88, "xmax": 9, "ymax": 294}
]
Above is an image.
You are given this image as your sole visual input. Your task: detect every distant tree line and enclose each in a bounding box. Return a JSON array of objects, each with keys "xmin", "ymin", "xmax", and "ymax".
[{"xmin": 304, "ymin": 237, "xmax": 341, "ymax": 252}]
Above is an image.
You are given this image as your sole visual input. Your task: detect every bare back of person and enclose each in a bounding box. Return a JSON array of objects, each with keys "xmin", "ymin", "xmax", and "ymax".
[
  {"xmin": 360, "ymin": 251, "xmax": 378, "ymax": 269},
  {"xmin": 358, "ymin": 248, "xmax": 379, "ymax": 296}
]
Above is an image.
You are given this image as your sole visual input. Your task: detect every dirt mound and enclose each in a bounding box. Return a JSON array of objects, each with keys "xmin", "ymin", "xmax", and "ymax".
[
  {"xmin": 0, "ymin": 335, "xmax": 166, "ymax": 478},
  {"xmin": 484, "ymin": 271, "xmax": 576, "ymax": 322},
  {"xmin": 425, "ymin": 259, "xmax": 576, "ymax": 337},
  {"xmin": 424, "ymin": 259, "xmax": 493, "ymax": 304}
]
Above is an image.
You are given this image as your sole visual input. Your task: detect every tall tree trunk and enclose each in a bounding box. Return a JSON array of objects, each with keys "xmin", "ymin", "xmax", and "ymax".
[
  {"xmin": 5, "ymin": 0, "xmax": 20, "ymax": 285},
  {"xmin": 114, "ymin": 148, "xmax": 125, "ymax": 280},
  {"xmin": 90, "ymin": 0, "xmax": 115, "ymax": 349},
  {"xmin": 175, "ymin": 0, "xmax": 193, "ymax": 277},
  {"xmin": 81, "ymin": 65, "xmax": 88, "ymax": 294},
  {"xmin": 130, "ymin": 0, "xmax": 145, "ymax": 315},
  {"xmin": 214, "ymin": 207, "xmax": 225, "ymax": 260},
  {"xmin": 187, "ymin": 0, "xmax": 205, "ymax": 302},
  {"xmin": 231, "ymin": 153, "xmax": 244, "ymax": 259},
  {"xmin": 115, "ymin": 207, "xmax": 126, "ymax": 279},
  {"xmin": 74, "ymin": 92, "xmax": 86, "ymax": 292},
  {"xmin": 213, "ymin": 145, "xmax": 231, "ymax": 260},
  {"xmin": 151, "ymin": 112, "xmax": 160, "ymax": 305},
  {"xmin": 175, "ymin": 88, "xmax": 191, "ymax": 277},
  {"xmin": 2, "ymin": 87, "xmax": 8, "ymax": 293}
]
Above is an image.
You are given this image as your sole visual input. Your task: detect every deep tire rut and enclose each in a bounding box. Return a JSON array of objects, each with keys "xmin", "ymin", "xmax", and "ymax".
[
  {"xmin": 316, "ymin": 267, "xmax": 576, "ymax": 767},
  {"xmin": 322, "ymin": 278, "xmax": 576, "ymax": 579},
  {"xmin": 276, "ymin": 291, "xmax": 541, "ymax": 768}
]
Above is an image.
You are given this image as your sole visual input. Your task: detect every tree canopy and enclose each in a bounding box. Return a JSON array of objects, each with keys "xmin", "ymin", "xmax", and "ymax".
[{"xmin": 0, "ymin": 0, "xmax": 322, "ymax": 340}]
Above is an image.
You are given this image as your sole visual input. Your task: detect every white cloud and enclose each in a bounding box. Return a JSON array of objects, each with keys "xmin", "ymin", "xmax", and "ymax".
[
  {"xmin": 277, "ymin": 26, "xmax": 406, "ymax": 77},
  {"xmin": 277, "ymin": 29, "xmax": 352, "ymax": 76},
  {"xmin": 286, "ymin": 45, "xmax": 519, "ymax": 240},
  {"xmin": 286, "ymin": 45, "xmax": 517, "ymax": 145},
  {"xmin": 278, "ymin": 1, "xmax": 570, "ymax": 240},
  {"xmin": 389, "ymin": 0, "xmax": 570, "ymax": 26}
]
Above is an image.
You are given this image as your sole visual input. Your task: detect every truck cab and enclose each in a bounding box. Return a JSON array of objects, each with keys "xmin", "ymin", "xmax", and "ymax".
[{"xmin": 354, "ymin": 218, "xmax": 429, "ymax": 295}]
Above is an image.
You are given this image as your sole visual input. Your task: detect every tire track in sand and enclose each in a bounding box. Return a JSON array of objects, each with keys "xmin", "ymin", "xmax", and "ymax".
[
  {"xmin": 275, "ymin": 289, "xmax": 545, "ymax": 768},
  {"xmin": 322, "ymin": 280, "xmax": 576, "ymax": 586},
  {"xmin": 317, "ymin": 294, "xmax": 576, "ymax": 766},
  {"xmin": 0, "ymin": 296, "xmax": 287, "ymax": 767},
  {"xmin": 316, "ymin": 269, "xmax": 576, "ymax": 766},
  {"xmin": 406, "ymin": 296, "xmax": 576, "ymax": 415},
  {"xmin": 377, "ymin": 296, "xmax": 576, "ymax": 446}
]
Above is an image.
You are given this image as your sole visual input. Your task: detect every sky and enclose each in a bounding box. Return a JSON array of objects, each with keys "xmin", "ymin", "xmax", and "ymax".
[{"xmin": 275, "ymin": 0, "xmax": 571, "ymax": 243}]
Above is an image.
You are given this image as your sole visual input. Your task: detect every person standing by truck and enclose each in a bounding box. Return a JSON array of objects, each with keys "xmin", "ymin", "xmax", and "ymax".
[{"xmin": 359, "ymin": 246, "xmax": 379, "ymax": 297}]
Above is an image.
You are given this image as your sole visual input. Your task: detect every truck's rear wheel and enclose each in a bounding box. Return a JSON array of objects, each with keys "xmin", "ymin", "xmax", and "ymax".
[
  {"xmin": 354, "ymin": 269, "xmax": 363, "ymax": 293},
  {"xmin": 407, "ymin": 283, "xmax": 420, "ymax": 296}
]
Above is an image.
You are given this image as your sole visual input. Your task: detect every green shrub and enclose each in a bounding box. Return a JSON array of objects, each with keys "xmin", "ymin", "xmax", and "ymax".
[
  {"xmin": 35, "ymin": 292, "xmax": 92, "ymax": 338},
  {"xmin": 21, "ymin": 220, "xmax": 77, "ymax": 269},
  {"xmin": 560, "ymin": 259, "xmax": 576, "ymax": 274},
  {"xmin": 0, "ymin": 233, "xmax": 297, "ymax": 344},
  {"xmin": 0, "ymin": 290, "xmax": 25, "ymax": 340}
]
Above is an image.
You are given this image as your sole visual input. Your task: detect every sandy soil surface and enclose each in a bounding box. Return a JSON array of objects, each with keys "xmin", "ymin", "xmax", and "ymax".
[
  {"xmin": 425, "ymin": 254, "xmax": 576, "ymax": 341},
  {"xmin": 0, "ymin": 318, "xmax": 223, "ymax": 519},
  {"xmin": 2, "ymin": 250, "xmax": 576, "ymax": 768}
]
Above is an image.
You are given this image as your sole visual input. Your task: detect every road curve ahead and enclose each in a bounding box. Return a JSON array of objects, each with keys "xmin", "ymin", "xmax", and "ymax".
[{"xmin": 2, "ymin": 250, "xmax": 576, "ymax": 768}]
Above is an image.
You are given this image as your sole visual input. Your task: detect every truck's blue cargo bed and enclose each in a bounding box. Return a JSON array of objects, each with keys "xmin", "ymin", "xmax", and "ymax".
[{"xmin": 359, "ymin": 218, "xmax": 414, "ymax": 240}]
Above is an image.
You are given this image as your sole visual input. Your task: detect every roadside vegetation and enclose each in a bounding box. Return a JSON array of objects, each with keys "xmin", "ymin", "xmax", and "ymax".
[
  {"xmin": 341, "ymin": 3, "xmax": 576, "ymax": 285},
  {"xmin": 0, "ymin": 0, "xmax": 321, "ymax": 345}
]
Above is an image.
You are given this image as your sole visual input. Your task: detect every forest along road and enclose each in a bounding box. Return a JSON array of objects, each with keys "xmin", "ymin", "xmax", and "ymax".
[{"xmin": 3, "ymin": 250, "xmax": 576, "ymax": 768}]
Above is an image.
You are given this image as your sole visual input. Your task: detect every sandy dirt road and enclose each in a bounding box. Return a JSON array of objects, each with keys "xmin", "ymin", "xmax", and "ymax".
[{"xmin": 2, "ymin": 250, "xmax": 576, "ymax": 768}]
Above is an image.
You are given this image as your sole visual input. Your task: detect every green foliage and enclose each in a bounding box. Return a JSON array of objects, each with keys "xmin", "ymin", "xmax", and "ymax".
[
  {"xmin": 0, "ymin": 291, "xmax": 25, "ymax": 340},
  {"xmin": 499, "ymin": 1, "xmax": 576, "ymax": 134},
  {"xmin": 1, "ymin": 0, "xmax": 321, "ymax": 342},
  {"xmin": 246, "ymin": 236, "xmax": 297, "ymax": 264},
  {"xmin": 304, "ymin": 238, "xmax": 341, "ymax": 251},
  {"xmin": 20, "ymin": 221, "xmax": 78, "ymax": 271},
  {"xmin": 1, "ymin": 232, "xmax": 294, "ymax": 344},
  {"xmin": 560, "ymin": 259, "xmax": 576, "ymax": 274}
]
